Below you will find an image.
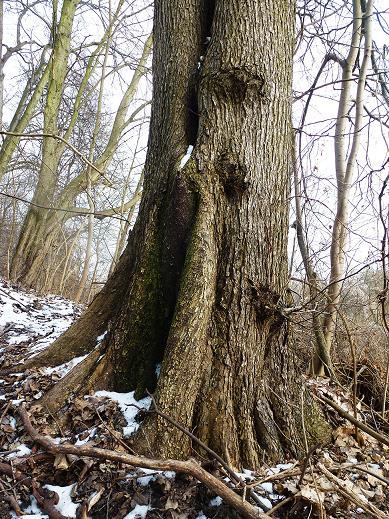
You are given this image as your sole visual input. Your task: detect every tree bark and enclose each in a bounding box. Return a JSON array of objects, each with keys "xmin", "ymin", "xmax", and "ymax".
[{"xmin": 39, "ymin": 0, "xmax": 331, "ymax": 468}]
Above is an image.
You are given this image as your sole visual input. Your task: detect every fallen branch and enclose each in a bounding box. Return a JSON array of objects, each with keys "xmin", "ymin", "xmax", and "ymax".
[
  {"xmin": 19, "ymin": 404, "xmax": 266, "ymax": 519},
  {"xmin": 317, "ymin": 394, "xmax": 389, "ymax": 447},
  {"xmin": 318, "ymin": 463, "xmax": 388, "ymax": 519}
]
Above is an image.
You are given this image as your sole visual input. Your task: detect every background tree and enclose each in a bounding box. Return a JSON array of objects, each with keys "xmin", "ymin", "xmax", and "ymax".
[
  {"xmin": 292, "ymin": 0, "xmax": 388, "ymax": 384},
  {"xmin": 0, "ymin": 0, "xmax": 151, "ymax": 296}
]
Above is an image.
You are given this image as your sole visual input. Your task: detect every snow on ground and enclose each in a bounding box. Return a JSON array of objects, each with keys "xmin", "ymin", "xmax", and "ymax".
[
  {"xmin": 93, "ymin": 390, "xmax": 151, "ymax": 436},
  {"xmin": 10, "ymin": 485, "xmax": 79, "ymax": 519},
  {"xmin": 9, "ymin": 485, "xmax": 78, "ymax": 519},
  {"xmin": 1, "ymin": 279, "xmax": 388, "ymax": 519},
  {"xmin": 43, "ymin": 354, "xmax": 87, "ymax": 378},
  {"xmin": 0, "ymin": 280, "xmax": 158, "ymax": 518},
  {"xmin": 44, "ymin": 484, "xmax": 78, "ymax": 516},
  {"xmin": 123, "ymin": 504, "xmax": 151, "ymax": 518},
  {"xmin": 0, "ymin": 278, "xmax": 81, "ymax": 356}
]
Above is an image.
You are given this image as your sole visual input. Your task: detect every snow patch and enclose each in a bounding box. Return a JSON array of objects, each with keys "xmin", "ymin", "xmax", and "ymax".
[
  {"xmin": 209, "ymin": 496, "xmax": 222, "ymax": 507},
  {"xmin": 96, "ymin": 331, "xmax": 107, "ymax": 344},
  {"xmin": 260, "ymin": 482, "xmax": 273, "ymax": 493},
  {"xmin": 7, "ymin": 443, "xmax": 32, "ymax": 458},
  {"xmin": 43, "ymin": 484, "xmax": 78, "ymax": 517},
  {"xmin": 43, "ymin": 354, "xmax": 87, "ymax": 378},
  {"xmin": 93, "ymin": 390, "xmax": 151, "ymax": 436},
  {"xmin": 10, "ymin": 495, "xmax": 49, "ymax": 518},
  {"xmin": 0, "ymin": 279, "xmax": 80, "ymax": 357},
  {"xmin": 123, "ymin": 504, "xmax": 151, "ymax": 518},
  {"xmin": 133, "ymin": 468, "xmax": 175, "ymax": 486},
  {"xmin": 179, "ymin": 145, "xmax": 193, "ymax": 169},
  {"xmin": 75, "ymin": 427, "xmax": 97, "ymax": 446}
]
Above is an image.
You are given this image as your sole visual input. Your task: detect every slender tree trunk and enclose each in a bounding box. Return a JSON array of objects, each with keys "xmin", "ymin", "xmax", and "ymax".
[
  {"xmin": 36, "ymin": 0, "xmax": 331, "ymax": 467},
  {"xmin": 323, "ymin": 0, "xmax": 373, "ymax": 349},
  {"xmin": 10, "ymin": 0, "xmax": 80, "ymax": 286},
  {"xmin": 10, "ymin": 33, "xmax": 151, "ymax": 290},
  {"xmin": 75, "ymin": 14, "xmax": 111, "ymax": 302},
  {"xmin": 295, "ymin": 0, "xmax": 373, "ymax": 376}
]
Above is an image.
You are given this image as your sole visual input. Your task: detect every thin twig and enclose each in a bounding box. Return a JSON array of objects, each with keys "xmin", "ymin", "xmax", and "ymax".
[
  {"xmin": 94, "ymin": 406, "xmax": 137, "ymax": 454},
  {"xmin": 0, "ymin": 130, "xmax": 110, "ymax": 183},
  {"xmin": 265, "ymin": 495, "xmax": 295, "ymax": 517},
  {"xmin": 0, "ymin": 478, "xmax": 24, "ymax": 516},
  {"xmin": 318, "ymin": 463, "xmax": 388, "ymax": 519},
  {"xmin": 316, "ymin": 394, "xmax": 389, "ymax": 447}
]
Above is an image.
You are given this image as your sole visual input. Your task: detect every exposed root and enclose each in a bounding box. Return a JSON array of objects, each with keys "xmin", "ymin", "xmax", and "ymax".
[
  {"xmin": 5, "ymin": 243, "xmax": 133, "ymax": 374},
  {"xmin": 15, "ymin": 321, "xmax": 101, "ymax": 373},
  {"xmin": 38, "ymin": 346, "xmax": 110, "ymax": 413}
]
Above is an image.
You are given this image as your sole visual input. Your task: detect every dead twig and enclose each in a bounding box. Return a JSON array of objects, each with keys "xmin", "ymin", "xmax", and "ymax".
[
  {"xmin": 19, "ymin": 404, "xmax": 267, "ymax": 519},
  {"xmin": 316, "ymin": 394, "xmax": 389, "ymax": 447},
  {"xmin": 298, "ymin": 443, "xmax": 321, "ymax": 488},
  {"xmin": 250, "ymin": 464, "xmax": 300, "ymax": 485},
  {"xmin": 341, "ymin": 465, "xmax": 389, "ymax": 486},
  {"xmin": 318, "ymin": 463, "xmax": 388, "ymax": 519},
  {"xmin": 0, "ymin": 478, "xmax": 24, "ymax": 516},
  {"xmin": 0, "ymin": 461, "xmax": 30, "ymax": 484},
  {"xmin": 94, "ymin": 405, "xmax": 137, "ymax": 454},
  {"xmin": 265, "ymin": 495, "xmax": 295, "ymax": 516}
]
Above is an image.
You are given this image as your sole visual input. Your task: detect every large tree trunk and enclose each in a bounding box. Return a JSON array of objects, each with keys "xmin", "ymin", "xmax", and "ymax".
[{"xmin": 39, "ymin": 0, "xmax": 331, "ymax": 468}]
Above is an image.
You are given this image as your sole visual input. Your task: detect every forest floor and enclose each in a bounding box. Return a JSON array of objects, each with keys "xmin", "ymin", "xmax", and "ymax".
[{"xmin": 0, "ymin": 278, "xmax": 388, "ymax": 519}]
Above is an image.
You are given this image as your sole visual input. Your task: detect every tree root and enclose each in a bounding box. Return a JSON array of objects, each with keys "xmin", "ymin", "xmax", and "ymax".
[
  {"xmin": 38, "ymin": 346, "xmax": 110, "ymax": 413},
  {"xmin": 19, "ymin": 404, "xmax": 267, "ymax": 519},
  {"xmin": 2, "ymin": 244, "xmax": 133, "ymax": 375}
]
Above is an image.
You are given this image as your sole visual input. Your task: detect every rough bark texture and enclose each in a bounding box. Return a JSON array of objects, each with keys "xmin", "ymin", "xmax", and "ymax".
[{"xmin": 42, "ymin": 0, "xmax": 331, "ymax": 468}]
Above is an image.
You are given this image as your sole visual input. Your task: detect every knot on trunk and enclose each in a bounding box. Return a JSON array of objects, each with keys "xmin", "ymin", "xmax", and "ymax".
[
  {"xmin": 248, "ymin": 279, "xmax": 284, "ymax": 324},
  {"xmin": 216, "ymin": 151, "xmax": 248, "ymax": 201},
  {"xmin": 202, "ymin": 66, "xmax": 266, "ymax": 104}
]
